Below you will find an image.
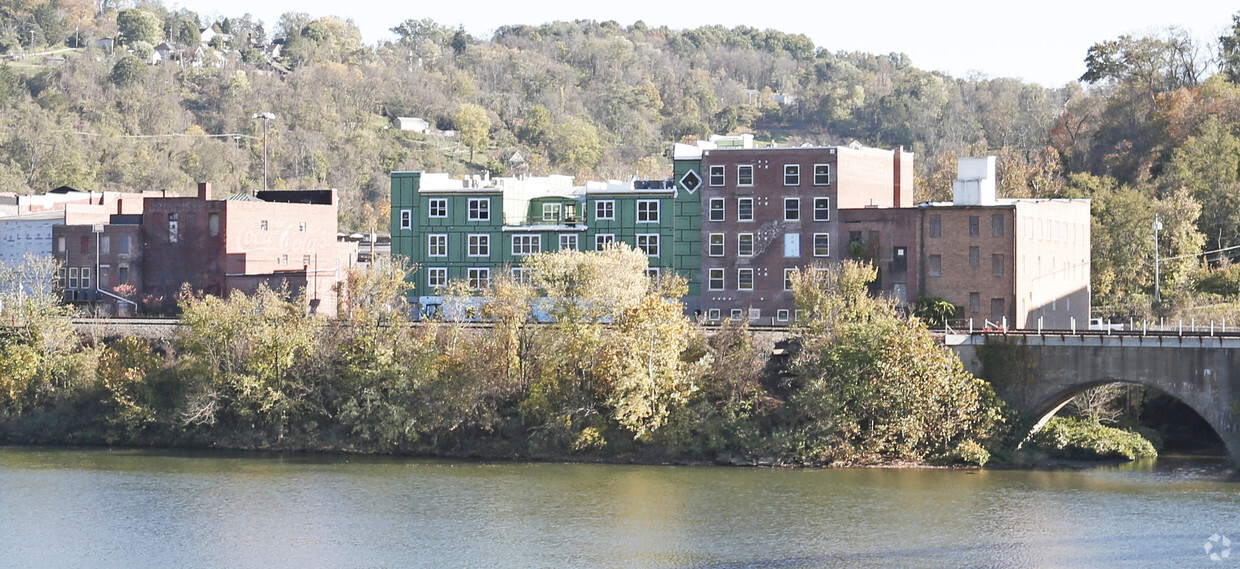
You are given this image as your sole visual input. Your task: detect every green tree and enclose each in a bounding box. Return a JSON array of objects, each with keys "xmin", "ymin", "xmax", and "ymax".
[
  {"xmin": 176, "ymin": 20, "xmax": 201, "ymax": 46},
  {"xmin": 1220, "ymin": 12, "xmax": 1240, "ymax": 84},
  {"xmin": 176, "ymin": 285, "xmax": 322, "ymax": 440},
  {"xmin": 786, "ymin": 260, "xmax": 1002, "ymax": 464},
  {"xmin": 1163, "ymin": 116, "xmax": 1240, "ymax": 249},
  {"xmin": 454, "ymin": 103, "xmax": 491, "ymax": 163},
  {"xmin": 548, "ymin": 116, "xmax": 602, "ymax": 173},
  {"xmin": 0, "ymin": 254, "xmax": 86, "ymax": 416},
  {"xmin": 116, "ymin": 9, "xmax": 162, "ymax": 46},
  {"xmin": 109, "ymin": 56, "xmax": 145, "ymax": 87}
]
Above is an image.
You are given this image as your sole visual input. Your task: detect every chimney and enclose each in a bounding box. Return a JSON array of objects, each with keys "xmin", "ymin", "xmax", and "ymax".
[{"xmin": 198, "ymin": 182, "xmax": 212, "ymax": 200}]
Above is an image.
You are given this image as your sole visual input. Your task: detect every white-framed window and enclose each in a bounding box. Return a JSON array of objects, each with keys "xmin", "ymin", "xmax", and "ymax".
[
  {"xmin": 428, "ymin": 234, "xmax": 448, "ymax": 257},
  {"xmin": 543, "ymin": 203, "xmax": 562, "ymax": 222},
  {"xmin": 168, "ymin": 213, "xmax": 179, "ymax": 243},
  {"xmin": 784, "ymin": 164, "xmax": 800, "ymax": 186},
  {"xmin": 738, "ymin": 198, "xmax": 753, "ymax": 222},
  {"xmin": 708, "ymin": 233, "xmax": 725, "ymax": 257},
  {"xmin": 737, "ymin": 165, "xmax": 754, "ymax": 186},
  {"xmin": 80, "ymin": 267, "xmax": 91, "ymax": 289},
  {"xmin": 512, "ymin": 234, "xmax": 540, "ymax": 255},
  {"xmin": 428, "ymin": 199, "xmax": 447, "ymax": 218},
  {"xmin": 595, "ymin": 233, "xmax": 615, "ymax": 251},
  {"xmin": 709, "ymin": 165, "xmax": 725, "ymax": 186},
  {"xmin": 468, "ymin": 198, "xmax": 490, "ymax": 221},
  {"xmin": 68, "ymin": 267, "xmax": 79, "ymax": 289},
  {"xmin": 737, "ymin": 268, "xmax": 753, "ymax": 290},
  {"xmin": 57, "ymin": 236, "xmax": 65, "ymax": 253},
  {"xmin": 595, "ymin": 200, "xmax": 615, "ymax": 220},
  {"xmin": 777, "ymin": 309, "xmax": 790, "ymax": 322},
  {"xmin": 512, "ymin": 267, "xmax": 532, "ymax": 285},
  {"xmin": 645, "ymin": 267, "xmax": 660, "ymax": 280},
  {"xmin": 748, "ymin": 308, "xmax": 761, "ymax": 321},
  {"xmin": 708, "ymin": 268, "xmax": 725, "ymax": 290},
  {"xmin": 784, "ymin": 268, "xmax": 796, "ymax": 290},
  {"xmin": 260, "ymin": 220, "xmax": 269, "ymax": 231},
  {"xmin": 813, "ymin": 197, "xmax": 830, "ymax": 221},
  {"xmin": 280, "ymin": 254, "xmax": 288, "ymax": 266},
  {"xmin": 929, "ymin": 254, "xmax": 942, "ymax": 277},
  {"xmin": 467, "ymin": 234, "xmax": 490, "ymax": 257},
  {"xmin": 120, "ymin": 235, "xmax": 131, "ymax": 254},
  {"xmin": 636, "ymin": 200, "xmax": 660, "ymax": 223},
  {"xmin": 738, "ymin": 233, "xmax": 754, "ymax": 256},
  {"xmin": 784, "ymin": 198, "xmax": 800, "ymax": 221},
  {"xmin": 559, "ymin": 234, "xmax": 578, "ymax": 251},
  {"xmin": 795, "ymin": 309, "xmax": 805, "ymax": 322},
  {"xmin": 730, "ymin": 308, "xmax": 743, "ymax": 321},
  {"xmin": 814, "ymin": 164, "xmax": 830, "ymax": 185},
  {"xmin": 428, "ymin": 267, "xmax": 448, "ymax": 289},
  {"xmin": 707, "ymin": 308, "xmax": 721, "ymax": 321},
  {"xmin": 302, "ymin": 255, "xmax": 311, "ymax": 266},
  {"xmin": 298, "ymin": 222, "xmax": 307, "ymax": 233},
  {"xmin": 813, "ymin": 233, "xmax": 830, "ymax": 257},
  {"xmin": 636, "ymin": 234, "xmax": 660, "ymax": 257},
  {"xmin": 467, "ymin": 267, "xmax": 491, "ymax": 289},
  {"xmin": 708, "ymin": 198, "xmax": 725, "ymax": 222}
]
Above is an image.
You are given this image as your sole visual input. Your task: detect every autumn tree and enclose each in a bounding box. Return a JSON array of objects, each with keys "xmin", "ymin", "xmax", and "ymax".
[
  {"xmin": 454, "ymin": 103, "xmax": 491, "ymax": 163},
  {"xmin": 786, "ymin": 260, "xmax": 1003, "ymax": 464}
]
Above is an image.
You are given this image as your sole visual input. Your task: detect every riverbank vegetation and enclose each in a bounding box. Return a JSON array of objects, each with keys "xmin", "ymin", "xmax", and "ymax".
[{"xmin": 1, "ymin": 249, "xmax": 1008, "ymax": 466}]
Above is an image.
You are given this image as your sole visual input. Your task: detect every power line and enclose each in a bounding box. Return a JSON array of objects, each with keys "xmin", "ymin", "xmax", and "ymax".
[{"xmin": 0, "ymin": 126, "xmax": 258, "ymax": 140}]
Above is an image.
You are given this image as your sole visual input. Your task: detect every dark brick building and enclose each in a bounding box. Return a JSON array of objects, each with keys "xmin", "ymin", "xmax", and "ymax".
[
  {"xmin": 695, "ymin": 143, "xmax": 914, "ymax": 323},
  {"xmin": 141, "ymin": 183, "xmax": 356, "ymax": 315}
]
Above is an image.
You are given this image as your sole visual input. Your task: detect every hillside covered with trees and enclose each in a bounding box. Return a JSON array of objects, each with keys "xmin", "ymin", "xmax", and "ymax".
[{"xmin": 4, "ymin": 2, "xmax": 1240, "ymax": 315}]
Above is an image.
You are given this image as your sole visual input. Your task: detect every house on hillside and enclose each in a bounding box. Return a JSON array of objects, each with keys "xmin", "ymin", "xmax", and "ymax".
[{"xmin": 394, "ymin": 117, "xmax": 431, "ymax": 134}]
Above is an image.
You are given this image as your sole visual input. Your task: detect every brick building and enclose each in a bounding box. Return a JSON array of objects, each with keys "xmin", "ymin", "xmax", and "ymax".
[
  {"xmin": 53, "ymin": 215, "xmax": 143, "ymax": 311},
  {"xmin": 838, "ymin": 207, "xmax": 919, "ymax": 307},
  {"xmin": 919, "ymin": 157, "xmax": 1090, "ymax": 329},
  {"xmin": 141, "ymin": 183, "xmax": 356, "ymax": 316},
  {"xmin": 686, "ymin": 140, "xmax": 913, "ymax": 323}
]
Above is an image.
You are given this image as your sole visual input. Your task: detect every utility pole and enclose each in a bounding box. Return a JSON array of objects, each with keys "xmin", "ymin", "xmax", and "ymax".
[
  {"xmin": 1153, "ymin": 215, "xmax": 1163, "ymax": 303},
  {"xmin": 252, "ymin": 112, "xmax": 276, "ymax": 192}
]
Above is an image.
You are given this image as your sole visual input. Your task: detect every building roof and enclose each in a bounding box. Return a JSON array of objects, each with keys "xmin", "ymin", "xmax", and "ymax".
[
  {"xmin": 256, "ymin": 190, "xmax": 334, "ymax": 205},
  {"xmin": 224, "ymin": 193, "xmax": 263, "ymax": 202},
  {"xmin": 0, "ymin": 211, "xmax": 64, "ymax": 222}
]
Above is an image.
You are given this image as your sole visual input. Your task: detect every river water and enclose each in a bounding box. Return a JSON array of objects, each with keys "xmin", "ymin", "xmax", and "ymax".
[{"xmin": 0, "ymin": 448, "xmax": 1237, "ymax": 569}]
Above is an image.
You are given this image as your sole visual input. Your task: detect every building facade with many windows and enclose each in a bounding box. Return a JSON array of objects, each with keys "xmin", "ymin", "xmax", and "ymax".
[
  {"xmin": 392, "ymin": 172, "xmax": 697, "ymax": 315},
  {"xmin": 680, "ymin": 141, "xmax": 914, "ymax": 323},
  {"xmin": 918, "ymin": 157, "xmax": 1091, "ymax": 330},
  {"xmin": 392, "ymin": 148, "xmax": 1089, "ymax": 330}
]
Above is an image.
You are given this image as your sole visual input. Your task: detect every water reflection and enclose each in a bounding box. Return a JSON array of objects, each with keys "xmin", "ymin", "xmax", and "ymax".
[{"xmin": 0, "ymin": 448, "xmax": 1236, "ymax": 569}]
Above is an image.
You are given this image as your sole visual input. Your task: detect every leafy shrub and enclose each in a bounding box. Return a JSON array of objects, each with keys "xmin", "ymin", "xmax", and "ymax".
[
  {"xmin": 944, "ymin": 439, "xmax": 990, "ymax": 466},
  {"xmin": 1028, "ymin": 416, "xmax": 1157, "ymax": 460}
]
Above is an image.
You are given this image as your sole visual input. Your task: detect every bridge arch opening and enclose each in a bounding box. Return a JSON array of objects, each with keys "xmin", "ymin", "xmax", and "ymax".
[{"xmin": 1025, "ymin": 380, "xmax": 1229, "ymax": 458}]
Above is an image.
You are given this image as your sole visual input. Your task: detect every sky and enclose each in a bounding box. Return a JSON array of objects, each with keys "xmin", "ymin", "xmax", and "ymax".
[{"xmin": 180, "ymin": 0, "xmax": 1239, "ymax": 87}]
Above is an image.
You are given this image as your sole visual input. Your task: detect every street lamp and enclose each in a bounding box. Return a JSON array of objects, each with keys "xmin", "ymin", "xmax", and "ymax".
[
  {"xmin": 252, "ymin": 112, "xmax": 276, "ymax": 192},
  {"xmin": 1153, "ymin": 215, "xmax": 1163, "ymax": 303}
]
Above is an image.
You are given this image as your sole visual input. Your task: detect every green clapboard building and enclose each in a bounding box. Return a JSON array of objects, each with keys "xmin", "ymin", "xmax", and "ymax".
[{"xmin": 391, "ymin": 170, "xmax": 704, "ymax": 316}]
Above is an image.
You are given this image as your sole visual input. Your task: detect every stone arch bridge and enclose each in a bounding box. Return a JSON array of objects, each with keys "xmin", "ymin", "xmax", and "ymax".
[{"xmin": 947, "ymin": 331, "xmax": 1240, "ymax": 463}]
